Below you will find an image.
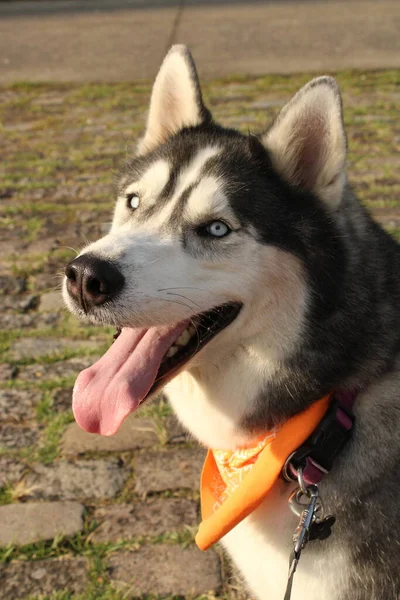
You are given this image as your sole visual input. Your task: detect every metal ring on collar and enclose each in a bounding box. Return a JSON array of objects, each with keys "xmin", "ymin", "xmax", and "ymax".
[
  {"xmin": 282, "ymin": 451, "xmax": 297, "ymax": 483},
  {"xmin": 297, "ymin": 467, "xmax": 308, "ymax": 495}
]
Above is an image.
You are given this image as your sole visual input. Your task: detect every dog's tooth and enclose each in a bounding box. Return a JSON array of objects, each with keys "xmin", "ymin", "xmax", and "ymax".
[
  {"xmin": 188, "ymin": 325, "xmax": 196, "ymax": 337},
  {"xmin": 166, "ymin": 346, "xmax": 179, "ymax": 358},
  {"xmin": 176, "ymin": 329, "xmax": 191, "ymax": 347}
]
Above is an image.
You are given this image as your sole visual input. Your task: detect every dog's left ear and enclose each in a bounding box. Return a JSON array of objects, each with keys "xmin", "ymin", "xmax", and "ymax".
[
  {"xmin": 263, "ymin": 77, "xmax": 347, "ymax": 208},
  {"xmin": 138, "ymin": 45, "xmax": 211, "ymax": 155}
]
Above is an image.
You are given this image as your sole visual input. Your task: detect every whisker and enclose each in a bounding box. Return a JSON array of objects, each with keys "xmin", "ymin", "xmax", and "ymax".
[
  {"xmin": 160, "ymin": 298, "xmax": 195, "ymax": 313},
  {"xmin": 165, "ymin": 292, "xmax": 203, "ymax": 311},
  {"xmin": 157, "ymin": 286, "xmax": 208, "ymax": 293},
  {"xmin": 157, "ymin": 296, "xmax": 225, "ymax": 332},
  {"xmin": 152, "ymin": 298, "xmax": 202, "ymax": 334},
  {"xmin": 137, "ymin": 257, "xmax": 163, "ymax": 268},
  {"xmin": 80, "ymin": 233, "xmax": 91, "ymax": 246},
  {"xmin": 64, "ymin": 246, "xmax": 79, "ymax": 255},
  {"xmin": 55, "ymin": 245, "xmax": 80, "ymax": 256}
]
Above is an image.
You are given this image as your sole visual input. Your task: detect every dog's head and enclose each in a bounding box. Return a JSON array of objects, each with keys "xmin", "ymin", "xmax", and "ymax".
[{"xmin": 63, "ymin": 45, "xmax": 347, "ymax": 438}]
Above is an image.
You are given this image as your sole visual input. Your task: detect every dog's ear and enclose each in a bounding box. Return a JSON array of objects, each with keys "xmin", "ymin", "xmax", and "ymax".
[
  {"xmin": 263, "ymin": 77, "xmax": 347, "ymax": 208},
  {"xmin": 138, "ymin": 45, "xmax": 211, "ymax": 155}
]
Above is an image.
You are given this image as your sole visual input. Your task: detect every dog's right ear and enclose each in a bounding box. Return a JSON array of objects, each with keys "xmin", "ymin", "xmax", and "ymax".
[{"xmin": 137, "ymin": 45, "xmax": 212, "ymax": 155}]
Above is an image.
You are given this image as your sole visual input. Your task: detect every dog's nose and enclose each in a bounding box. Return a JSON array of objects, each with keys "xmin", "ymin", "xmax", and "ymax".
[{"xmin": 65, "ymin": 254, "xmax": 124, "ymax": 310}]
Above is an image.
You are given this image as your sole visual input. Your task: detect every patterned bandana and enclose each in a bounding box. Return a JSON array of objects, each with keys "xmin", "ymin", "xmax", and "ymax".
[{"xmin": 195, "ymin": 396, "xmax": 330, "ymax": 551}]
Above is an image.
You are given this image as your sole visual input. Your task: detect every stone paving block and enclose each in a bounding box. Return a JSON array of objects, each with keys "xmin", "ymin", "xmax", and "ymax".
[
  {"xmin": 52, "ymin": 387, "xmax": 73, "ymax": 412},
  {"xmin": 62, "ymin": 416, "xmax": 159, "ymax": 455},
  {"xmin": 165, "ymin": 415, "xmax": 189, "ymax": 443},
  {"xmin": 0, "ymin": 364, "xmax": 17, "ymax": 381},
  {"xmin": 26, "ymin": 459, "xmax": 129, "ymax": 500},
  {"xmin": 0, "ymin": 235, "xmax": 18, "ymax": 255},
  {"xmin": 0, "ymin": 388, "xmax": 41, "ymax": 422},
  {"xmin": 135, "ymin": 448, "xmax": 205, "ymax": 494},
  {"xmin": 0, "ymin": 556, "xmax": 88, "ymax": 600},
  {"xmin": 17, "ymin": 355, "xmax": 101, "ymax": 382},
  {"xmin": 0, "ymin": 312, "xmax": 60, "ymax": 331},
  {"xmin": 10, "ymin": 337, "xmax": 100, "ymax": 360},
  {"xmin": 0, "ymin": 295, "xmax": 16, "ymax": 311},
  {"xmin": 0, "ymin": 275, "xmax": 26, "ymax": 295},
  {"xmin": 0, "ymin": 424, "xmax": 39, "ymax": 449},
  {"xmin": 108, "ymin": 545, "xmax": 222, "ymax": 597},
  {"xmin": 92, "ymin": 497, "xmax": 198, "ymax": 542},
  {"xmin": 62, "ymin": 414, "xmax": 187, "ymax": 455},
  {"xmin": 26, "ymin": 237, "xmax": 60, "ymax": 255},
  {"xmin": 0, "ymin": 458, "xmax": 25, "ymax": 488},
  {"xmin": 19, "ymin": 294, "xmax": 39, "ymax": 312},
  {"xmin": 0, "ymin": 501, "xmax": 84, "ymax": 547},
  {"xmin": 38, "ymin": 291, "xmax": 65, "ymax": 312}
]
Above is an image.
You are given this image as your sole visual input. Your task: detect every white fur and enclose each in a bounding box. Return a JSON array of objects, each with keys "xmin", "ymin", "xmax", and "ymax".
[
  {"xmin": 223, "ymin": 489, "xmax": 350, "ymax": 600},
  {"xmin": 184, "ymin": 175, "xmax": 239, "ymax": 227},
  {"xmin": 123, "ymin": 159, "xmax": 170, "ymax": 204}
]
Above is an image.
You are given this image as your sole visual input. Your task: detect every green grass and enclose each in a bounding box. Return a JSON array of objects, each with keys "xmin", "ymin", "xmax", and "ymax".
[
  {"xmin": 140, "ymin": 396, "xmax": 173, "ymax": 420},
  {"xmin": 0, "ymin": 345, "xmax": 106, "ymax": 368},
  {"xmin": 0, "ymin": 524, "xmax": 196, "ymax": 564},
  {"xmin": 0, "ymin": 483, "xmax": 15, "ymax": 506},
  {"xmin": 36, "ymin": 410, "xmax": 74, "ymax": 464}
]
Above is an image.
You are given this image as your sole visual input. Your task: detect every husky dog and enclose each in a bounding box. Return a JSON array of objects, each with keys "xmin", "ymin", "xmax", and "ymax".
[{"xmin": 63, "ymin": 46, "xmax": 400, "ymax": 600}]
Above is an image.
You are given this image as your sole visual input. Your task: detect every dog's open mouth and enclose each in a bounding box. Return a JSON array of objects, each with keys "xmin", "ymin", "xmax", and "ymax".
[{"xmin": 72, "ymin": 303, "xmax": 241, "ymax": 436}]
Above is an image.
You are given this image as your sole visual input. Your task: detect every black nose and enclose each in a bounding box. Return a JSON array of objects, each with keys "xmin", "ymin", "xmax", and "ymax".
[{"xmin": 65, "ymin": 254, "xmax": 125, "ymax": 311}]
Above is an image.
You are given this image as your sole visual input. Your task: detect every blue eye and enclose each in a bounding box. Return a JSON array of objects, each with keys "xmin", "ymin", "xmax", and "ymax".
[{"xmin": 203, "ymin": 221, "xmax": 231, "ymax": 238}]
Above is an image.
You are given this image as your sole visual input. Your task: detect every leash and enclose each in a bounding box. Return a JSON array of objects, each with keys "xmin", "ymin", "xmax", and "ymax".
[{"xmin": 281, "ymin": 391, "xmax": 356, "ymax": 600}]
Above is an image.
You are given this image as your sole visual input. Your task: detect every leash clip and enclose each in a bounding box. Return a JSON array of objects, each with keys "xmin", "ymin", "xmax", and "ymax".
[
  {"xmin": 283, "ymin": 473, "xmax": 322, "ymax": 600},
  {"xmin": 283, "ymin": 470, "xmax": 337, "ymax": 600},
  {"xmin": 291, "ymin": 483, "xmax": 319, "ymax": 556}
]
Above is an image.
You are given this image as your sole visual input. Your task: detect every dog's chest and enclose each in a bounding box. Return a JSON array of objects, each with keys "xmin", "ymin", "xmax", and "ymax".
[
  {"xmin": 166, "ymin": 373, "xmax": 351, "ymax": 600},
  {"xmin": 166, "ymin": 359, "xmax": 269, "ymax": 449},
  {"xmin": 222, "ymin": 486, "xmax": 350, "ymax": 600},
  {"xmin": 166, "ymin": 368, "xmax": 249, "ymax": 448}
]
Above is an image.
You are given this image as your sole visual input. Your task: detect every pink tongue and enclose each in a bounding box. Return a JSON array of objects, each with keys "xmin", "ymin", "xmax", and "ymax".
[{"xmin": 72, "ymin": 323, "xmax": 187, "ymax": 436}]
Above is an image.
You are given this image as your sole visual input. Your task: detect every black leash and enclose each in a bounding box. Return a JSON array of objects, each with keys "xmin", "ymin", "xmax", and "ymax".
[{"xmin": 284, "ymin": 551, "xmax": 298, "ymax": 600}]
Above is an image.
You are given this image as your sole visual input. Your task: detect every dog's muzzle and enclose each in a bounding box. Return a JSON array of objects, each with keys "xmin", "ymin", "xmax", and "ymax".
[{"xmin": 65, "ymin": 254, "xmax": 124, "ymax": 312}]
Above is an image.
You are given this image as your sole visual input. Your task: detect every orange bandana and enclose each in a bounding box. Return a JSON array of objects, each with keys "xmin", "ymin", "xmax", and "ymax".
[{"xmin": 196, "ymin": 395, "xmax": 330, "ymax": 551}]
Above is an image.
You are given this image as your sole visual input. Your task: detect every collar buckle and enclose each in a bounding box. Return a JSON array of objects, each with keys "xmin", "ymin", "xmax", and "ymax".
[{"xmin": 282, "ymin": 395, "xmax": 355, "ymax": 486}]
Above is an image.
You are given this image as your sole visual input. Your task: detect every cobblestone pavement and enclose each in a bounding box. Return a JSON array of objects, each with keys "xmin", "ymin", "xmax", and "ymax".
[{"xmin": 1, "ymin": 70, "xmax": 400, "ymax": 599}]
